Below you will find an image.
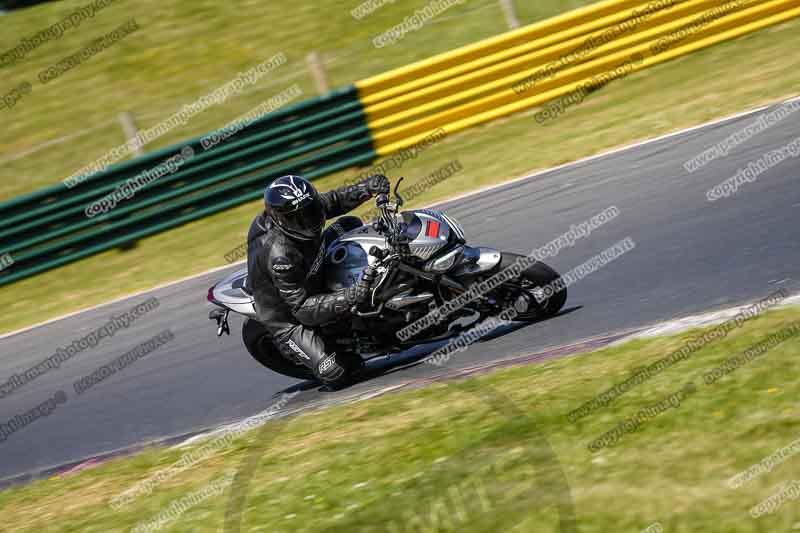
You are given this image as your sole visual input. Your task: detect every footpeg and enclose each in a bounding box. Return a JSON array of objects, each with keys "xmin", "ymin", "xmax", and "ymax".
[{"xmin": 209, "ymin": 308, "xmax": 231, "ymax": 336}]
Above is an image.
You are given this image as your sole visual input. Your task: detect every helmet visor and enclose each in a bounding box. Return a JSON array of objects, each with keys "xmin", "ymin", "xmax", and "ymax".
[{"xmin": 280, "ymin": 197, "xmax": 325, "ymax": 239}]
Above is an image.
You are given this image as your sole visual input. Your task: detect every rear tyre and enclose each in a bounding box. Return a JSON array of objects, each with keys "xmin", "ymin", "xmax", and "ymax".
[
  {"xmin": 493, "ymin": 252, "xmax": 567, "ymax": 320},
  {"xmin": 242, "ymin": 320, "xmax": 315, "ymax": 381}
]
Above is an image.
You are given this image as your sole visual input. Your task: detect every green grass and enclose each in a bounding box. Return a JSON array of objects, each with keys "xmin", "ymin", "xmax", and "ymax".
[
  {"xmin": 1, "ymin": 305, "xmax": 798, "ymax": 532},
  {"xmin": 0, "ymin": 0, "xmax": 598, "ymax": 199},
  {"xmin": 1, "ymin": 0, "xmax": 798, "ymax": 335}
]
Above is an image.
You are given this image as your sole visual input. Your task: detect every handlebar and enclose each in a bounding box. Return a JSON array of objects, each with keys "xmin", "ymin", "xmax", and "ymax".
[
  {"xmin": 355, "ymin": 178, "xmax": 406, "ymax": 317},
  {"xmin": 374, "ymin": 177, "xmax": 406, "ymax": 249}
]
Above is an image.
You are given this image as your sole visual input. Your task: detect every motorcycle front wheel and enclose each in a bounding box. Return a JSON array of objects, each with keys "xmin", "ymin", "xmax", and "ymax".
[{"xmin": 490, "ymin": 252, "xmax": 567, "ymax": 320}]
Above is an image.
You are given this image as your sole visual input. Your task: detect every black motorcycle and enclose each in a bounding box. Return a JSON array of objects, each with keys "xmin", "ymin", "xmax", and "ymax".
[{"xmin": 208, "ymin": 179, "xmax": 566, "ymax": 380}]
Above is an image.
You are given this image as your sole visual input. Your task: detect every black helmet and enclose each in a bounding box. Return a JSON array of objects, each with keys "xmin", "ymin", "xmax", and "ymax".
[{"xmin": 264, "ymin": 175, "xmax": 325, "ymax": 241}]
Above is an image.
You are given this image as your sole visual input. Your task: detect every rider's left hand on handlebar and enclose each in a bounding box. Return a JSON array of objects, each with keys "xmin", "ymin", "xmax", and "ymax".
[{"xmin": 366, "ymin": 174, "xmax": 390, "ymax": 196}]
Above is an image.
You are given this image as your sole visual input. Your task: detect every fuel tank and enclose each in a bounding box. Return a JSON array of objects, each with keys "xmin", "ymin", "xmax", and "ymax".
[{"xmin": 322, "ymin": 209, "xmax": 466, "ymax": 291}]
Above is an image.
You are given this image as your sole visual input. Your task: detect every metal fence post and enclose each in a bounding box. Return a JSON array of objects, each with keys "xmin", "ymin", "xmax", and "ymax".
[
  {"xmin": 306, "ymin": 51, "xmax": 331, "ymax": 94},
  {"xmin": 118, "ymin": 111, "xmax": 145, "ymax": 157},
  {"xmin": 499, "ymin": 0, "xmax": 521, "ymax": 29}
]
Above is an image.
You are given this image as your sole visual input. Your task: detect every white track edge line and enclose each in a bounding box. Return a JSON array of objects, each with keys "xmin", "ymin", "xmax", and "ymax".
[{"xmin": 616, "ymin": 292, "xmax": 800, "ymax": 342}]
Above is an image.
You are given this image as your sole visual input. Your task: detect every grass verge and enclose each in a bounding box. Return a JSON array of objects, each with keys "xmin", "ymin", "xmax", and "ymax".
[
  {"xmin": 0, "ymin": 305, "xmax": 798, "ymax": 532},
  {"xmin": 1, "ymin": 3, "xmax": 798, "ymax": 334}
]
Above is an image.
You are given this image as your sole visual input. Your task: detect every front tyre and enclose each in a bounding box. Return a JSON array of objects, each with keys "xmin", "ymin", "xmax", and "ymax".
[
  {"xmin": 242, "ymin": 320, "xmax": 315, "ymax": 381},
  {"xmin": 492, "ymin": 252, "xmax": 567, "ymax": 320}
]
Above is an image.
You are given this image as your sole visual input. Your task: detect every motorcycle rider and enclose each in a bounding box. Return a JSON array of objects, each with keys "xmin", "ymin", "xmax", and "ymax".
[{"xmin": 246, "ymin": 174, "xmax": 391, "ymax": 386}]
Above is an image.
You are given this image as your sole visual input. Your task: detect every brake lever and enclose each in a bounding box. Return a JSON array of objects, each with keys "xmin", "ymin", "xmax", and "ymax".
[
  {"xmin": 350, "ymin": 257, "xmax": 392, "ymax": 316},
  {"xmin": 353, "ymin": 301, "xmax": 386, "ymax": 317},
  {"xmin": 394, "ymin": 177, "xmax": 405, "ymax": 207}
]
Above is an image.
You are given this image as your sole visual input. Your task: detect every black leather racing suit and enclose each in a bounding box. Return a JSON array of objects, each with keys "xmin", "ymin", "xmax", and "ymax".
[{"xmin": 245, "ymin": 179, "xmax": 376, "ymax": 381}]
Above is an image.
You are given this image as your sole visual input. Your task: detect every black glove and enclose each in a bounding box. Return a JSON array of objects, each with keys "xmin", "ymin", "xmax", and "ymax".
[
  {"xmin": 345, "ymin": 265, "xmax": 379, "ymax": 305},
  {"xmin": 366, "ymin": 174, "xmax": 390, "ymax": 196}
]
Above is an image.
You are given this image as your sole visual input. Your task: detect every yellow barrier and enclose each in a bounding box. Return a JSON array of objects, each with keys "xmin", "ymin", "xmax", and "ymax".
[
  {"xmin": 363, "ymin": 0, "xmax": 757, "ymax": 122},
  {"xmin": 358, "ymin": 0, "xmax": 650, "ymax": 95},
  {"xmin": 358, "ymin": 0, "xmax": 800, "ymax": 156},
  {"xmin": 369, "ymin": 0, "xmax": 772, "ymax": 135},
  {"xmin": 360, "ymin": 0, "xmax": 688, "ymax": 106}
]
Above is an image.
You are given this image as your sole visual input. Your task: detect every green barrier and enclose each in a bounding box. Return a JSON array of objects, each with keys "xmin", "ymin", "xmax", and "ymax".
[
  {"xmin": 0, "ymin": 115, "xmax": 370, "ymax": 249},
  {"xmin": 0, "ymin": 85, "xmax": 362, "ymax": 218},
  {"xmin": 0, "ymin": 150, "xmax": 377, "ymax": 286},
  {"xmin": 2, "ymin": 132, "xmax": 373, "ymax": 257},
  {"xmin": 0, "ymin": 87, "xmax": 365, "ymax": 227},
  {"xmin": 0, "ymin": 84, "xmax": 377, "ymax": 286}
]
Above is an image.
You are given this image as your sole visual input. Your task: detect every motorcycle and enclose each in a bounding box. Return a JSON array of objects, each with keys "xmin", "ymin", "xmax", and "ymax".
[{"xmin": 207, "ymin": 178, "xmax": 567, "ymax": 381}]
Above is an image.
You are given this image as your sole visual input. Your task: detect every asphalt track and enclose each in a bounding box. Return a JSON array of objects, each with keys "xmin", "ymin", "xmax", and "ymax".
[{"xmin": 1, "ymin": 99, "xmax": 798, "ymax": 485}]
